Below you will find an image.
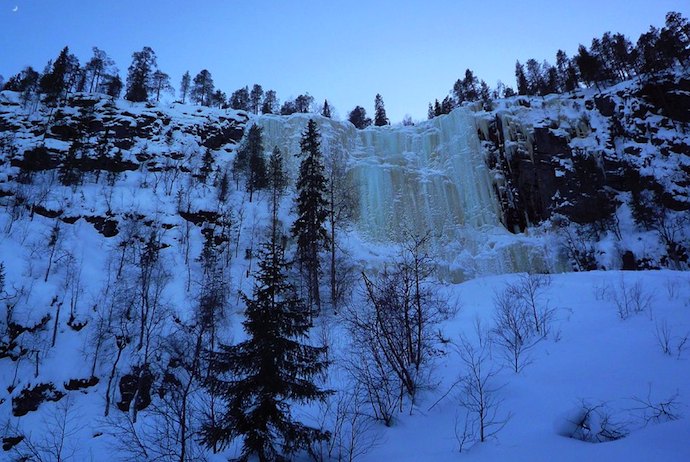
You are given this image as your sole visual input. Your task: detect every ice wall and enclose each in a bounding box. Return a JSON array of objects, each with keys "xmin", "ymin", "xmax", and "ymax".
[{"xmin": 258, "ymin": 110, "xmax": 554, "ymax": 280}]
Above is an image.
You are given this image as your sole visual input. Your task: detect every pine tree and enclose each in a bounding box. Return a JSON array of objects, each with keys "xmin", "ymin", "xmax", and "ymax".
[
  {"xmin": 250, "ymin": 84, "xmax": 264, "ymax": 114},
  {"xmin": 211, "ymin": 89, "xmax": 227, "ymax": 108},
  {"xmin": 292, "ymin": 120, "xmax": 329, "ymax": 313},
  {"xmin": 179, "ymin": 71, "xmax": 191, "ymax": 103},
  {"xmin": 261, "ymin": 90, "xmax": 278, "ymax": 114},
  {"xmin": 374, "ymin": 93, "xmax": 389, "ymax": 126},
  {"xmin": 201, "ymin": 227, "xmax": 330, "ymax": 461},
  {"xmin": 191, "ymin": 69, "xmax": 215, "ymax": 106},
  {"xmin": 515, "ymin": 61, "xmax": 529, "ymax": 95},
  {"xmin": 294, "ymin": 94, "xmax": 314, "ymax": 113},
  {"xmin": 85, "ymin": 47, "xmax": 114, "ymax": 93},
  {"xmin": 151, "ymin": 70, "xmax": 173, "ymax": 102},
  {"xmin": 125, "ymin": 47, "xmax": 157, "ymax": 102},
  {"xmin": 230, "ymin": 86, "xmax": 250, "ymax": 111}
]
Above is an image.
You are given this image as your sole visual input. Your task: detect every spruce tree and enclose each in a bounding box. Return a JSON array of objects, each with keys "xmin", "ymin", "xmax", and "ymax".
[
  {"xmin": 374, "ymin": 93, "xmax": 389, "ymax": 126},
  {"xmin": 321, "ymin": 99, "xmax": 332, "ymax": 118},
  {"xmin": 233, "ymin": 124, "xmax": 267, "ymax": 201},
  {"xmin": 39, "ymin": 46, "xmax": 71, "ymax": 104},
  {"xmin": 191, "ymin": 69, "xmax": 215, "ymax": 106},
  {"xmin": 515, "ymin": 61, "xmax": 529, "ymax": 95},
  {"xmin": 202, "ymin": 227, "xmax": 330, "ymax": 461},
  {"xmin": 292, "ymin": 119, "xmax": 329, "ymax": 313}
]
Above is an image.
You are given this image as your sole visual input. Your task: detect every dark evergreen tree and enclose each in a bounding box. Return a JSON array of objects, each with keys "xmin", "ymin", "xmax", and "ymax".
[
  {"xmin": 543, "ymin": 64, "xmax": 559, "ymax": 95},
  {"xmin": 280, "ymin": 100, "xmax": 297, "ymax": 115},
  {"xmin": 479, "ymin": 80, "xmax": 492, "ymax": 109},
  {"xmin": 440, "ymin": 96, "xmax": 454, "ymax": 114},
  {"xmin": 249, "ymin": 84, "xmax": 264, "ymax": 114},
  {"xmin": 462, "ymin": 69, "xmax": 479, "ymax": 101},
  {"xmin": 105, "ymin": 74, "xmax": 123, "ymax": 99},
  {"xmin": 233, "ymin": 125, "xmax": 267, "ymax": 202},
  {"xmin": 664, "ymin": 11, "xmax": 690, "ymax": 67},
  {"xmin": 179, "ymin": 71, "xmax": 191, "ymax": 103},
  {"xmin": 261, "ymin": 90, "xmax": 278, "ymax": 114},
  {"xmin": 348, "ymin": 106, "xmax": 371, "ymax": 129},
  {"xmin": 610, "ymin": 33, "xmax": 636, "ymax": 80},
  {"xmin": 151, "ymin": 70, "xmax": 173, "ymax": 102},
  {"xmin": 199, "ymin": 148, "xmax": 215, "ymax": 184},
  {"xmin": 427, "ymin": 102, "xmax": 435, "ymax": 120},
  {"xmin": 294, "ymin": 94, "xmax": 314, "ymax": 113},
  {"xmin": 211, "ymin": 89, "xmax": 227, "ymax": 108},
  {"xmin": 191, "ymin": 69, "xmax": 214, "ymax": 106},
  {"xmin": 201, "ymin": 226, "xmax": 330, "ymax": 461},
  {"xmin": 292, "ymin": 119, "xmax": 329, "ymax": 312},
  {"xmin": 125, "ymin": 46, "xmax": 157, "ymax": 102},
  {"xmin": 575, "ymin": 44, "xmax": 604, "ymax": 88},
  {"xmin": 433, "ymin": 99, "xmax": 443, "ymax": 117},
  {"xmin": 247, "ymin": 139, "xmax": 268, "ymax": 202},
  {"xmin": 374, "ymin": 93, "xmax": 389, "ymax": 126},
  {"xmin": 268, "ymin": 145, "xmax": 287, "ymax": 198},
  {"xmin": 39, "ymin": 46, "xmax": 72, "ymax": 104},
  {"xmin": 321, "ymin": 99, "xmax": 332, "ymax": 118},
  {"xmin": 84, "ymin": 47, "xmax": 114, "ymax": 93},
  {"xmin": 515, "ymin": 61, "xmax": 529, "ymax": 95},
  {"xmin": 525, "ymin": 59, "xmax": 544, "ymax": 95},
  {"xmin": 230, "ymin": 86, "xmax": 250, "ymax": 111},
  {"xmin": 268, "ymin": 145, "xmax": 288, "ymax": 234}
]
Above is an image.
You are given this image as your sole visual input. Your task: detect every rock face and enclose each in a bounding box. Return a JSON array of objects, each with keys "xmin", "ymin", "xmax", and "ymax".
[
  {"xmin": 0, "ymin": 91, "xmax": 248, "ymax": 239},
  {"xmin": 478, "ymin": 72, "xmax": 690, "ymax": 233}
]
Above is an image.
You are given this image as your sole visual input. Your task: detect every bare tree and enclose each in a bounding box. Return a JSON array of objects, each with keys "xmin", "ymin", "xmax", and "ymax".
[
  {"xmin": 13, "ymin": 395, "xmax": 84, "ymax": 461},
  {"xmin": 323, "ymin": 142, "xmax": 355, "ymax": 312},
  {"xmin": 456, "ymin": 322, "xmax": 510, "ymax": 446},
  {"xmin": 310, "ymin": 383, "xmax": 382, "ymax": 462},
  {"xmin": 505, "ymin": 273, "xmax": 553, "ymax": 336},
  {"xmin": 491, "ymin": 289, "xmax": 539, "ymax": 373},
  {"xmin": 357, "ymin": 231, "xmax": 450, "ymax": 403}
]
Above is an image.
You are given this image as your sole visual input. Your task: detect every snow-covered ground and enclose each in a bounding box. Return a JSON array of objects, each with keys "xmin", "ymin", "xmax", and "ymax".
[
  {"xmin": 354, "ymin": 270, "xmax": 690, "ymax": 462},
  {"xmin": 1, "ymin": 83, "xmax": 689, "ymax": 461}
]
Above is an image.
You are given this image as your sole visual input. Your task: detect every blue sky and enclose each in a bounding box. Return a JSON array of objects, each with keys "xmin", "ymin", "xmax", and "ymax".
[{"xmin": 2, "ymin": 1, "xmax": 689, "ymax": 122}]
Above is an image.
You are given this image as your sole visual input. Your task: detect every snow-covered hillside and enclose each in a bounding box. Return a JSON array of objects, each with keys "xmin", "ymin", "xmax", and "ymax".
[{"xmin": 0, "ymin": 71, "xmax": 689, "ymax": 461}]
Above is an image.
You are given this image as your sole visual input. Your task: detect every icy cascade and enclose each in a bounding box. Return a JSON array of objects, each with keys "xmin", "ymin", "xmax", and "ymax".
[{"xmin": 258, "ymin": 110, "xmax": 552, "ymax": 280}]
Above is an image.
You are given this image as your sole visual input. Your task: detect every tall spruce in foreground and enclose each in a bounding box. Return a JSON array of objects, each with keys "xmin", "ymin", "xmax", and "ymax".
[
  {"xmin": 202, "ymin": 226, "xmax": 330, "ymax": 461},
  {"xmin": 292, "ymin": 119, "xmax": 329, "ymax": 313}
]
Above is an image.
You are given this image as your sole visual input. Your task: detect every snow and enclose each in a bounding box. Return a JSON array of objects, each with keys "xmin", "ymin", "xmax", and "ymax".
[{"xmin": 0, "ymin": 81, "xmax": 689, "ymax": 461}]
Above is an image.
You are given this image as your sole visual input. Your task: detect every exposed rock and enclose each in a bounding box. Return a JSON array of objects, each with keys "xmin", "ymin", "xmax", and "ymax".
[
  {"xmin": 84, "ymin": 215, "xmax": 119, "ymax": 237},
  {"xmin": 64, "ymin": 376, "xmax": 100, "ymax": 391},
  {"xmin": 12, "ymin": 383, "xmax": 65, "ymax": 417}
]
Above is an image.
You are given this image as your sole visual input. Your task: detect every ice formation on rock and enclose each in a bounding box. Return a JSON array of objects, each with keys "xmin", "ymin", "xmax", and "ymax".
[{"xmin": 258, "ymin": 109, "xmax": 554, "ymax": 280}]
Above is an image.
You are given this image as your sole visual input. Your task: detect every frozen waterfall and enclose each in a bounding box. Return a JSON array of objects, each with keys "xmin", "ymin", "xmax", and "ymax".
[{"xmin": 257, "ymin": 109, "xmax": 554, "ymax": 281}]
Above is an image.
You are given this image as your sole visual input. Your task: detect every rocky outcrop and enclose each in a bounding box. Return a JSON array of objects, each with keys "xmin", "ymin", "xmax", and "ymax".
[{"xmin": 479, "ymin": 71, "xmax": 690, "ymax": 233}]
